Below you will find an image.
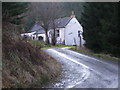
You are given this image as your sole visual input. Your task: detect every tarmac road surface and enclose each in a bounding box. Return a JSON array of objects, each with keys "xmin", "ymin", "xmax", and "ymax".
[{"xmin": 43, "ymin": 47, "xmax": 118, "ymax": 88}]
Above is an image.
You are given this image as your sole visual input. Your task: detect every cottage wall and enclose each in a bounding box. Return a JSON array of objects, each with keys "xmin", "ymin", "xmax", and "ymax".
[
  {"xmin": 21, "ymin": 17, "xmax": 85, "ymax": 46},
  {"xmin": 64, "ymin": 18, "xmax": 85, "ymax": 46},
  {"xmin": 37, "ymin": 34, "xmax": 46, "ymax": 41},
  {"xmin": 56, "ymin": 28, "xmax": 65, "ymax": 44}
]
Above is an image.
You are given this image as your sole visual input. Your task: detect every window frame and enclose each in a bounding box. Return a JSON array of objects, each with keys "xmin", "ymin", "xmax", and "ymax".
[{"xmin": 56, "ymin": 30, "xmax": 60, "ymax": 37}]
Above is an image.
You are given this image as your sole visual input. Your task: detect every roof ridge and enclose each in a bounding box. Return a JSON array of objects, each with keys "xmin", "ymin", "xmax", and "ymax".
[{"xmin": 64, "ymin": 17, "xmax": 73, "ymax": 27}]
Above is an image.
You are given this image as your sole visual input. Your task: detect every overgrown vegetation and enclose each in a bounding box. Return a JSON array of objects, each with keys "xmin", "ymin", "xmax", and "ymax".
[
  {"xmin": 2, "ymin": 2, "xmax": 61, "ymax": 88},
  {"xmin": 2, "ymin": 34, "xmax": 61, "ymax": 88},
  {"xmin": 71, "ymin": 47, "xmax": 120, "ymax": 61}
]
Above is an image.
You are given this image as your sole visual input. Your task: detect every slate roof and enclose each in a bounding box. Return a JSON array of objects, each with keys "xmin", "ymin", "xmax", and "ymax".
[
  {"xmin": 28, "ymin": 17, "xmax": 73, "ymax": 34},
  {"xmin": 27, "ymin": 24, "xmax": 45, "ymax": 34},
  {"xmin": 54, "ymin": 17, "xmax": 72, "ymax": 28}
]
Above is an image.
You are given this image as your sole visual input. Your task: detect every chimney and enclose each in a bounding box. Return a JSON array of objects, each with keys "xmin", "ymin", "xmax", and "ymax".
[
  {"xmin": 35, "ymin": 18, "xmax": 39, "ymax": 24},
  {"xmin": 70, "ymin": 11, "xmax": 75, "ymax": 18},
  {"xmin": 35, "ymin": 20, "xmax": 38, "ymax": 24}
]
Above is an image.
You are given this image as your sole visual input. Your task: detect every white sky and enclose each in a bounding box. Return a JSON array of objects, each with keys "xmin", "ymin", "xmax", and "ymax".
[{"xmin": 1, "ymin": 0, "xmax": 120, "ymax": 2}]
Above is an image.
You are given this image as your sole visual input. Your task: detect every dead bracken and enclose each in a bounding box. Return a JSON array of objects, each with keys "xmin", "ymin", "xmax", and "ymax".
[{"xmin": 2, "ymin": 33, "xmax": 61, "ymax": 88}]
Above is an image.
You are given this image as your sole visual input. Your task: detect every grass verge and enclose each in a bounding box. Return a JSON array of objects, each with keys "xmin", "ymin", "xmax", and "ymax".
[
  {"xmin": 70, "ymin": 46, "xmax": 120, "ymax": 62},
  {"xmin": 29, "ymin": 40, "xmax": 73, "ymax": 49}
]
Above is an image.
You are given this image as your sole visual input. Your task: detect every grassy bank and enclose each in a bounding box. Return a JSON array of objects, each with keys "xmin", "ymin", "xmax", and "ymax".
[
  {"xmin": 71, "ymin": 46, "xmax": 120, "ymax": 61},
  {"xmin": 29, "ymin": 40, "xmax": 120, "ymax": 61},
  {"xmin": 29, "ymin": 40, "xmax": 73, "ymax": 49},
  {"xmin": 2, "ymin": 34, "xmax": 61, "ymax": 88}
]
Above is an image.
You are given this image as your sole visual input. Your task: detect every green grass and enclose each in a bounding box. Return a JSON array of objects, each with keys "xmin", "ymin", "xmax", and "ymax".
[
  {"xmin": 70, "ymin": 47, "xmax": 120, "ymax": 61},
  {"xmin": 29, "ymin": 40, "xmax": 73, "ymax": 49},
  {"xmin": 30, "ymin": 40, "xmax": 120, "ymax": 61},
  {"xmin": 42, "ymin": 44, "xmax": 73, "ymax": 49},
  {"xmin": 29, "ymin": 40, "xmax": 47, "ymax": 48}
]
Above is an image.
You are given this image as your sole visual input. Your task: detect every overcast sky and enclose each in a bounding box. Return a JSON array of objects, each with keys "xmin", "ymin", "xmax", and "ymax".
[{"xmin": 1, "ymin": 0, "xmax": 119, "ymax": 2}]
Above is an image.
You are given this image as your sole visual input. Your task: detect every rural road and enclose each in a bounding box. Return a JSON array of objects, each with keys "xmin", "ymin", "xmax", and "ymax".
[{"xmin": 43, "ymin": 47, "xmax": 119, "ymax": 88}]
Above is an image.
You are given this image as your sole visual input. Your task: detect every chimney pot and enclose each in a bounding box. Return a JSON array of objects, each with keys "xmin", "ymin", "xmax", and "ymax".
[{"xmin": 71, "ymin": 11, "xmax": 75, "ymax": 18}]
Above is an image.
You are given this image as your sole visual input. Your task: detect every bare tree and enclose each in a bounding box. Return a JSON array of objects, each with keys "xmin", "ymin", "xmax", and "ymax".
[
  {"xmin": 50, "ymin": 3, "xmax": 65, "ymax": 45},
  {"xmin": 30, "ymin": 2, "xmax": 65, "ymax": 45}
]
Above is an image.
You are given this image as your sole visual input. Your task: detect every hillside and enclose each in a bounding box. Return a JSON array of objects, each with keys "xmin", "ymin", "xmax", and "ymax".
[{"xmin": 2, "ymin": 33, "xmax": 61, "ymax": 88}]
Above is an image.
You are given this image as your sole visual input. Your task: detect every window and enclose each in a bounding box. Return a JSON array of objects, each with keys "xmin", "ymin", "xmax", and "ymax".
[
  {"xmin": 78, "ymin": 31, "xmax": 80, "ymax": 37},
  {"xmin": 56, "ymin": 30, "xmax": 59, "ymax": 37}
]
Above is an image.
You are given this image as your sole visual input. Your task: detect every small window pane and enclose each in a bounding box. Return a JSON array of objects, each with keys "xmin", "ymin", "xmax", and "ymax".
[
  {"xmin": 56, "ymin": 30, "xmax": 59, "ymax": 37},
  {"xmin": 78, "ymin": 31, "xmax": 80, "ymax": 37}
]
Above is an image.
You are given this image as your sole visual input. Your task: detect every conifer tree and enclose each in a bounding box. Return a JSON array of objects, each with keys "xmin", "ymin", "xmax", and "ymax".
[
  {"xmin": 2, "ymin": 2, "xmax": 29, "ymax": 25},
  {"xmin": 81, "ymin": 2, "xmax": 119, "ymax": 56}
]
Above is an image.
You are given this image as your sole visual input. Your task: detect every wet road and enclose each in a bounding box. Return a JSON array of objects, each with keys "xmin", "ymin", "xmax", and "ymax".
[{"xmin": 43, "ymin": 47, "xmax": 118, "ymax": 88}]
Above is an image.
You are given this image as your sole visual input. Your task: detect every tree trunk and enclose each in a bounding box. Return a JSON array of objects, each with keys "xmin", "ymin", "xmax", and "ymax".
[
  {"xmin": 45, "ymin": 30, "xmax": 50, "ymax": 45},
  {"xmin": 52, "ymin": 19, "xmax": 56, "ymax": 46},
  {"xmin": 52, "ymin": 28, "xmax": 56, "ymax": 46}
]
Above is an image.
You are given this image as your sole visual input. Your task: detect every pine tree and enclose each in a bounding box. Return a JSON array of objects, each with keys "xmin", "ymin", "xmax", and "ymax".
[
  {"xmin": 2, "ymin": 2, "xmax": 29, "ymax": 25},
  {"xmin": 81, "ymin": 2, "xmax": 120, "ymax": 56},
  {"xmin": 63, "ymin": 2, "xmax": 84, "ymax": 21},
  {"xmin": 81, "ymin": 3, "xmax": 103, "ymax": 52}
]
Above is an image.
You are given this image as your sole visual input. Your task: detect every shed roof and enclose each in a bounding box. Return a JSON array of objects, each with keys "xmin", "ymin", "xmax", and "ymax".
[{"xmin": 28, "ymin": 24, "xmax": 45, "ymax": 34}]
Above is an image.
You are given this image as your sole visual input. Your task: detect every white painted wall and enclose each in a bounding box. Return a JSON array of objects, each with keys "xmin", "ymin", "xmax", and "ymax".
[
  {"xmin": 31, "ymin": 34, "xmax": 46, "ymax": 41},
  {"xmin": 21, "ymin": 32, "xmax": 36, "ymax": 40},
  {"xmin": 20, "ymin": 17, "xmax": 85, "ymax": 46},
  {"xmin": 48, "ymin": 28, "xmax": 65, "ymax": 44},
  {"xmin": 37, "ymin": 34, "xmax": 46, "ymax": 41},
  {"xmin": 21, "ymin": 32, "xmax": 35, "ymax": 37},
  {"xmin": 21, "ymin": 31, "xmax": 46, "ymax": 41},
  {"xmin": 56, "ymin": 28, "xmax": 65, "ymax": 44},
  {"xmin": 48, "ymin": 29, "xmax": 53, "ymax": 43},
  {"xmin": 64, "ymin": 17, "xmax": 85, "ymax": 46}
]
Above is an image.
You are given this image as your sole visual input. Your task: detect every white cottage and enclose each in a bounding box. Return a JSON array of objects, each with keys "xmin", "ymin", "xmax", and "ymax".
[{"xmin": 21, "ymin": 16, "xmax": 85, "ymax": 46}]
